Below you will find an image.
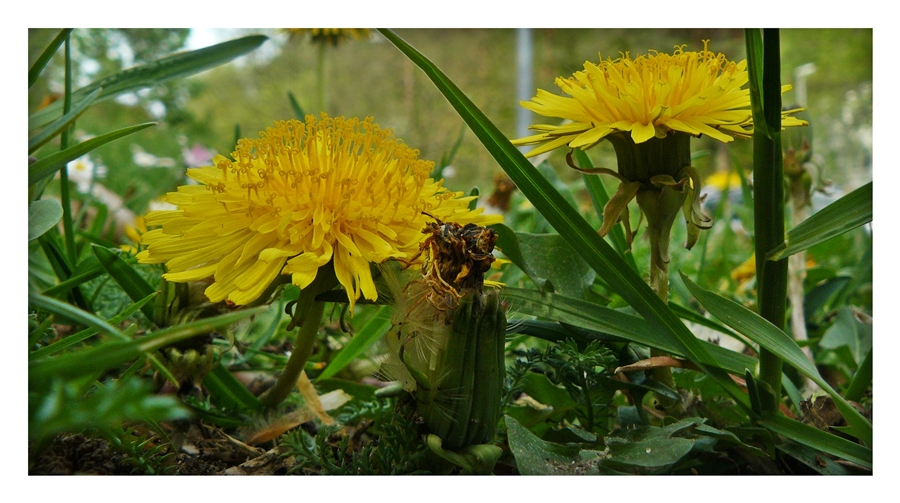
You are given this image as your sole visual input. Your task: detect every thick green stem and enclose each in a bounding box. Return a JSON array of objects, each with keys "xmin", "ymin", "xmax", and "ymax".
[
  {"xmin": 60, "ymin": 34, "xmax": 76, "ymax": 265},
  {"xmin": 747, "ymin": 29, "xmax": 787, "ymax": 411},
  {"xmin": 259, "ymin": 265, "xmax": 338, "ymax": 407},
  {"xmin": 259, "ymin": 300, "xmax": 326, "ymax": 407}
]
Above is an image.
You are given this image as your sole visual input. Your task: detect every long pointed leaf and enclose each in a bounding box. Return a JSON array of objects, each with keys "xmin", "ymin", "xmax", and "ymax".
[
  {"xmin": 317, "ymin": 305, "xmax": 392, "ymax": 382},
  {"xmin": 29, "ymin": 293, "xmax": 157, "ymax": 361},
  {"xmin": 378, "ymin": 28, "xmax": 750, "ymax": 411},
  {"xmin": 29, "ymin": 291, "xmax": 124, "ymax": 340},
  {"xmin": 502, "ymin": 287, "xmax": 760, "ymax": 378},
  {"xmin": 768, "ymin": 182, "xmax": 872, "ymax": 260},
  {"xmin": 29, "ymin": 29, "xmax": 73, "ymax": 88},
  {"xmin": 29, "ymin": 35, "xmax": 268, "ymax": 129},
  {"xmin": 29, "ymin": 306, "xmax": 266, "ymax": 381},
  {"xmin": 204, "ymin": 363, "xmax": 263, "ymax": 411},
  {"xmin": 759, "ymin": 415, "xmax": 871, "ymax": 468},
  {"xmin": 29, "ymin": 122, "xmax": 156, "ymax": 185},
  {"xmin": 28, "ymin": 88, "xmax": 102, "ymax": 153},
  {"xmin": 680, "ymin": 272, "xmax": 872, "ymax": 446}
]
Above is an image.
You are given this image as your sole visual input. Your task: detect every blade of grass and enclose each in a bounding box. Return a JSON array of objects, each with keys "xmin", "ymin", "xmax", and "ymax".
[
  {"xmin": 29, "ymin": 291, "xmax": 125, "ymax": 340},
  {"xmin": 288, "ymin": 91, "xmax": 305, "ymax": 119},
  {"xmin": 680, "ymin": 272, "xmax": 872, "ymax": 446},
  {"xmin": 758, "ymin": 415, "xmax": 871, "ymax": 469},
  {"xmin": 59, "ymin": 35, "xmax": 76, "ymax": 265},
  {"xmin": 204, "ymin": 363, "xmax": 263, "ymax": 411},
  {"xmin": 316, "ymin": 305, "xmax": 392, "ymax": 382},
  {"xmin": 767, "ymin": 182, "xmax": 872, "ymax": 261},
  {"xmin": 29, "ymin": 293, "xmax": 158, "ymax": 361},
  {"xmin": 29, "ymin": 122, "xmax": 157, "ymax": 185},
  {"xmin": 29, "ymin": 35, "xmax": 268, "ymax": 129},
  {"xmin": 28, "ymin": 88, "xmax": 103, "ymax": 154},
  {"xmin": 502, "ymin": 287, "xmax": 762, "ymax": 378},
  {"xmin": 40, "ymin": 261, "xmax": 104, "ymax": 298},
  {"xmin": 379, "ymin": 28, "xmax": 751, "ymax": 412},
  {"xmin": 29, "ymin": 306, "xmax": 267, "ymax": 381},
  {"xmin": 29, "ymin": 29, "xmax": 73, "ymax": 88}
]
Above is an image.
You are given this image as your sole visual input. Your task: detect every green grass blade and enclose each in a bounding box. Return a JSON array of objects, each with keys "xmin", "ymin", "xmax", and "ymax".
[
  {"xmin": 28, "ymin": 199, "xmax": 64, "ymax": 241},
  {"xmin": 29, "ymin": 35, "xmax": 268, "ymax": 129},
  {"xmin": 288, "ymin": 91, "xmax": 305, "ymax": 119},
  {"xmin": 41, "ymin": 260, "xmax": 105, "ymax": 298},
  {"xmin": 30, "ymin": 293, "xmax": 157, "ymax": 361},
  {"xmin": 758, "ymin": 415, "xmax": 871, "ymax": 468},
  {"xmin": 767, "ymin": 182, "xmax": 872, "ymax": 261},
  {"xmin": 502, "ymin": 287, "xmax": 760, "ymax": 377},
  {"xmin": 92, "ymin": 245, "xmax": 157, "ymax": 324},
  {"xmin": 378, "ymin": 28, "xmax": 750, "ymax": 411},
  {"xmin": 203, "ymin": 363, "xmax": 263, "ymax": 411},
  {"xmin": 29, "ymin": 122, "xmax": 156, "ymax": 186},
  {"xmin": 28, "ymin": 88, "xmax": 102, "ymax": 152},
  {"xmin": 844, "ymin": 347, "xmax": 872, "ymax": 403},
  {"xmin": 29, "ymin": 291, "xmax": 125, "ymax": 340},
  {"xmin": 29, "ymin": 306, "xmax": 267, "ymax": 381},
  {"xmin": 680, "ymin": 272, "xmax": 872, "ymax": 446},
  {"xmin": 316, "ymin": 305, "xmax": 392, "ymax": 382},
  {"xmin": 29, "ymin": 29, "xmax": 73, "ymax": 88}
]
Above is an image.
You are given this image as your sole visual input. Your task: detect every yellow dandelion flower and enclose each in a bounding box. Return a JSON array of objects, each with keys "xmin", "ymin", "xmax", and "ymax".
[
  {"xmin": 512, "ymin": 41, "xmax": 807, "ymax": 157},
  {"xmin": 284, "ymin": 28, "xmax": 373, "ymax": 46},
  {"xmin": 137, "ymin": 115, "xmax": 502, "ymax": 310}
]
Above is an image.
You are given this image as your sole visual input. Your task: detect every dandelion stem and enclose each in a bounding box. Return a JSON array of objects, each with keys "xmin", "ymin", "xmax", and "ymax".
[
  {"xmin": 260, "ymin": 299, "xmax": 326, "ymax": 407},
  {"xmin": 259, "ymin": 266, "xmax": 338, "ymax": 407}
]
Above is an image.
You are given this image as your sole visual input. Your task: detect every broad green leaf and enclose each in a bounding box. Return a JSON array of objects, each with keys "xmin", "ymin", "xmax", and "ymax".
[
  {"xmin": 505, "ymin": 415, "xmax": 599, "ymax": 475},
  {"xmin": 28, "ymin": 29, "xmax": 73, "ymax": 88},
  {"xmin": 28, "ymin": 88, "xmax": 102, "ymax": 154},
  {"xmin": 520, "ymin": 372, "xmax": 578, "ymax": 417},
  {"xmin": 29, "ymin": 35, "xmax": 268, "ymax": 129},
  {"xmin": 29, "ymin": 306, "xmax": 266, "ymax": 381},
  {"xmin": 379, "ymin": 29, "xmax": 751, "ymax": 411},
  {"xmin": 680, "ymin": 272, "xmax": 872, "ymax": 446},
  {"xmin": 820, "ymin": 306, "xmax": 871, "ymax": 365},
  {"xmin": 92, "ymin": 245, "xmax": 157, "ymax": 324},
  {"xmin": 490, "ymin": 223, "xmax": 547, "ymax": 291},
  {"xmin": 604, "ymin": 436, "xmax": 695, "ymax": 469},
  {"xmin": 767, "ymin": 182, "xmax": 872, "ymax": 261},
  {"xmin": 316, "ymin": 305, "xmax": 392, "ymax": 382},
  {"xmin": 28, "ymin": 199, "xmax": 63, "ymax": 241},
  {"xmin": 759, "ymin": 415, "xmax": 871, "ymax": 469},
  {"xmin": 203, "ymin": 363, "xmax": 263, "ymax": 411},
  {"xmin": 29, "ymin": 122, "xmax": 156, "ymax": 185},
  {"xmin": 502, "ymin": 231, "xmax": 595, "ymax": 298}
]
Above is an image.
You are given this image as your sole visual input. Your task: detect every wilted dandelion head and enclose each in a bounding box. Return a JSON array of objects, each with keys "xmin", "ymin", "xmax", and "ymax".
[{"xmin": 137, "ymin": 115, "xmax": 502, "ymax": 309}]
